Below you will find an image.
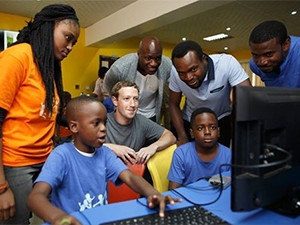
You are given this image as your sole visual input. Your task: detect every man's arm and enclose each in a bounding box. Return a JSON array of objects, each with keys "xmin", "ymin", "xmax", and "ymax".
[
  {"xmin": 136, "ymin": 129, "xmax": 176, "ymax": 164},
  {"xmin": 237, "ymin": 78, "xmax": 252, "ymax": 86},
  {"xmin": 169, "ymin": 89, "xmax": 189, "ymax": 146},
  {"xmin": 92, "ymin": 78, "xmax": 101, "ymax": 97},
  {"xmin": 103, "ymin": 143, "xmax": 137, "ymax": 165},
  {"xmin": 151, "ymin": 129, "xmax": 176, "ymax": 152},
  {"xmin": 27, "ymin": 182, "xmax": 81, "ymax": 225}
]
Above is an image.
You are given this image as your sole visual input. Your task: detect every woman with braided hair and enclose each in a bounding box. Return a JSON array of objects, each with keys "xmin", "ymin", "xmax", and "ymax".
[{"xmin": 0, "ymin": 4, "xmax": 80, "ymax": 224}]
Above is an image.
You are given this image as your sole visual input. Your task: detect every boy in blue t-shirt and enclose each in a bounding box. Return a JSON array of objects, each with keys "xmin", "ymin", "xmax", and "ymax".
[
  {"xmin": 168, "ymin": 107, "xmax": 231, "ymax": 189},
  {"xmin": 27, "ymin": 95, "xmax": 181, "ymax": 225}
]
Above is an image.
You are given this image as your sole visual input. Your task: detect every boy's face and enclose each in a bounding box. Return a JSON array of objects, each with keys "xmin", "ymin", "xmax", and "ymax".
[
  {"xmin": 75, "ymin": 102, "xmax": 107, "ymax": 152},
  {"xmin": 112, "ymin": 86, "xmax": 139, "ymax": 122},
  {"xmin": 190, "ymin": 112, "xmax": 219, "ymax": 149}
]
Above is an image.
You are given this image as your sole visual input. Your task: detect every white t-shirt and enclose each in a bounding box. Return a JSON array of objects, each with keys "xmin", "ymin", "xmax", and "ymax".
[{"xmin": 135, "ymin": 71, "xmax": 159, "ymax": 118}]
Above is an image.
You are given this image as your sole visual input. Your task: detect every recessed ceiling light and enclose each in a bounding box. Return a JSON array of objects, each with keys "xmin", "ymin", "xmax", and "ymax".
[
  {"xmin": 203, "ymin": 33, "xmax": 229, "ymax": 41},
  {"xmin": 182, "ymin": 37, "xmax": 186, "ymax": 41},
  {"xmin": 291, "ymin": 10, "xmax": 297, "ymax": 15},
  {"xmin": 226, "ymin": 27, "xmax": 231, "ymax": 31},
  {"xmin": 224, "ymin": 46, "xmax": 229, "ymax": 50}
]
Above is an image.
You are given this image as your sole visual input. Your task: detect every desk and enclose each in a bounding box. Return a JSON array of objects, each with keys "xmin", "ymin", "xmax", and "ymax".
[{"xmin": 72, "ymin": 179, "xmax": 300, "ymax": 225}]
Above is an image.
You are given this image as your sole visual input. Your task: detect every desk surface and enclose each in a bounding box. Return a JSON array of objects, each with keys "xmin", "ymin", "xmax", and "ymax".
[{"xmin": 72, "ymin": 179, "xmax": 300, "ymax": 225}]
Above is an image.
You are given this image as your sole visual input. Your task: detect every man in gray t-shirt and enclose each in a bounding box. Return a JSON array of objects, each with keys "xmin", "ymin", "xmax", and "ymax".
[{"xmin": 105, "ymin": 81, "xmax": 176, "ymax": 165}]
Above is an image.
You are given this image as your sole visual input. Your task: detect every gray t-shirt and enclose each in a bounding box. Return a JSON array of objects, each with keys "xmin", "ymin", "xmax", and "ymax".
[{"xmin": 105, "ymin": 113, "xmax": 165, "ymax": 151}]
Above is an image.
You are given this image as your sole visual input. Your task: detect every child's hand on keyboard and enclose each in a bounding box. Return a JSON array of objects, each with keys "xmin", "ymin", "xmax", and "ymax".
[{"xmin": 147, "ymin": 194, "xmax": 182, "ymax": 217}]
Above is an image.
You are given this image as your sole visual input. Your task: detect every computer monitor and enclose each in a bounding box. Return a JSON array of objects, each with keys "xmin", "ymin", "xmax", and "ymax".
[{"xmin": 231, "ymin": 86, "xmax": 300, "ymax": 217}]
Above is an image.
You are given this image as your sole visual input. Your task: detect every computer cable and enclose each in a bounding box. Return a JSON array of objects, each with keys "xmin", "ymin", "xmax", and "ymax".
[
  {"xmin": 137, "ymin": 145, "xmax": 290, "ymax": 209},
  {"xmin": 184, "ymin": 184, "xmax": 217, "ymax": 192},
  {"xmin": 230, "ymin": 143, "xmax": 292, "ymax": 170},
  {"xmin": 136, "ymin": 198, "xmax": 150, "ymax": 207},
  {"xmin": 174, "ymin": 144, "xmax": 292, "ymax": 206},
  {"xmin": 169, "ymin": 164, "xmax": 228, "ymax": 206},
  {"xmin": 185, "ymin": 176, "xmax": 217, "ymax": 191}
]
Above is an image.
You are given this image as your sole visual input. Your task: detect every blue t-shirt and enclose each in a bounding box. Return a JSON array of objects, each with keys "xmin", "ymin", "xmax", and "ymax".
[
  {"xmin": 35, "ymin": 142, "xmax": 127, "ymax": 214},
  {"xmin": 250, "ymin": 36, "xmax": 300, "ymax": 87},
  {"xmin": 167, "ymin": 141, "xmax": 231, "ymax": 185},
  {"xmin": 103, "ymin": 97, "xmax": 114, "ymax": 113}
]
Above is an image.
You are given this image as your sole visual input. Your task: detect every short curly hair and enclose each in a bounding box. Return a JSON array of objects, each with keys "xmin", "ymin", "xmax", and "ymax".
[
  {"xmin": 190, "ymin": 107, "xmax": 218, "ymax": 127},
  {"xmin": 171, "ymin": 40, "xmax": 203, "ymax": 63},
  {"xmin": 249, "ymin": 20, "xmax": 288, "ymax": 45}
]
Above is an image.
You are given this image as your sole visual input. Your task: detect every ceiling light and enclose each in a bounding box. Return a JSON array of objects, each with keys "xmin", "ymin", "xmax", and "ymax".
[
  {"xmin": 291, "ymin": 10, "xmax": 297, "ymax": 15},
  {"xmin": 203, "ymin": 33, "xmax": 229, "ymax": 41},
  {"xmin": 224, "ymin": 46, "xmax": 228, "ymax": 51},
  {"xmin": 226, "ymin": 27, "xmax": 231, "ymax": 31},
  {"xmin": 182, "ymin": 37, "xmax": 186, "ymax": 41}
]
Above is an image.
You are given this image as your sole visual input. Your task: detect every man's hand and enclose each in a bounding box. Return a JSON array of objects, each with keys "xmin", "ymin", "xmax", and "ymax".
[
  {"xmin": 147, "ymin": 194, "xmax": 182, "ymax": 217},
  {"xmin": 136, "ymin": 146, "xmax": 157, "ymax": 164},
  {"xmin": 113, "ymin": 145, "xmax": 137, "ymax": 165}
]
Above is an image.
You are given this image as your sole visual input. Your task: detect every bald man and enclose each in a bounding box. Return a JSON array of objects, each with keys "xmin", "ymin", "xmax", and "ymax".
[{"xmin": 104, "ymin": 36, "xmax": 175, "ymax": 127}]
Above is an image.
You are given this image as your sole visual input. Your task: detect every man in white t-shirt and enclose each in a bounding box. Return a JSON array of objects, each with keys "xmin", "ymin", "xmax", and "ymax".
[{"xmin": 169, "ymin": 40, "xmax": 251, "ymax": 147}]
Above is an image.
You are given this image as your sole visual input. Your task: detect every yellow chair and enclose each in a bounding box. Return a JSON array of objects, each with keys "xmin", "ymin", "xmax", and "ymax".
[{"xmin": 147, "ymin": 144, "xmax": 177, "ymax": 193}]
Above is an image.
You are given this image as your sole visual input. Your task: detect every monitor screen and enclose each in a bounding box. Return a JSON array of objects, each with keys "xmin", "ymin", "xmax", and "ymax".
[{"xmin": 231, "ymin": 86, "xmax": 300, "ymax": 217}]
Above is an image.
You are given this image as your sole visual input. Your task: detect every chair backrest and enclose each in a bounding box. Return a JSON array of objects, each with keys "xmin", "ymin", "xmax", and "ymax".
[
  {"xmin": 107, "ymin": 164, "xmax": 145, "ymax": 203},
  {"xmin": 147, "ymin": 144, "xmax": 177, "ymax": 193}
]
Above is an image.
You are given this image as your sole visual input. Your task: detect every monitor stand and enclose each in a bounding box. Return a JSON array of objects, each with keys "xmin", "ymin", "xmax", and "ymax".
[{"xmin": 266, "ymin": 186, "xmax": 300, "ymax": 218}]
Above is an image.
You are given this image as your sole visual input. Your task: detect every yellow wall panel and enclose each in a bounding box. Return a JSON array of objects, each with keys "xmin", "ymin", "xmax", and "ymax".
[{"xmin": 1, "ymin": 12, "xmax": 252, "ymax": 97}]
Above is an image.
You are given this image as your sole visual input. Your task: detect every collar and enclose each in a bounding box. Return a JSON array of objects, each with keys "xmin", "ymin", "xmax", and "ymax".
[
  {"xmin": 73, "ymin": 142, "xmax": 96, "ymax": 157},
  {"xmin": 203, "ymin": 54, "xmax": 215, "ymax": 81}
]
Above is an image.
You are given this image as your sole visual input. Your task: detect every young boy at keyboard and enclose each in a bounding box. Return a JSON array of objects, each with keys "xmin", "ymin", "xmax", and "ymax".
[
  {"xmin": 27, "ymin": 96, "xmax": 181, "ymax": 225},
  {"xmin": 168, "ymin": 107, "xmax": 231, "ymax": 189}
]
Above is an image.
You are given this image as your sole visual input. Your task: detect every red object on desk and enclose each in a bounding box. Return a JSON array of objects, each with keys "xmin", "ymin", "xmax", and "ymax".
[{"xmin": 108, "ymin": 164, "xmax": 145, "ymax": 203}]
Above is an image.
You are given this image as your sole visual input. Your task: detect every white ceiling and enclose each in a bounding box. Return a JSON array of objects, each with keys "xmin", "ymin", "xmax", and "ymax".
[{"xmin": 0, "ymin": 0, "xmax": 300, "ymax": 53}]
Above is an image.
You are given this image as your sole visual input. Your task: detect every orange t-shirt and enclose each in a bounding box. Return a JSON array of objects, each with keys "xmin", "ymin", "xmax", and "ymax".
[{"xmin": 0, "ymin": 43, "xmax": 59, "ymax": 167}]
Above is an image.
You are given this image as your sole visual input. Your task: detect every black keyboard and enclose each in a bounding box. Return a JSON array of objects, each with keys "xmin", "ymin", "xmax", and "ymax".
[{"xmin": 101, "ymin": 205, "xmax": 230, "ymax": 225}]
